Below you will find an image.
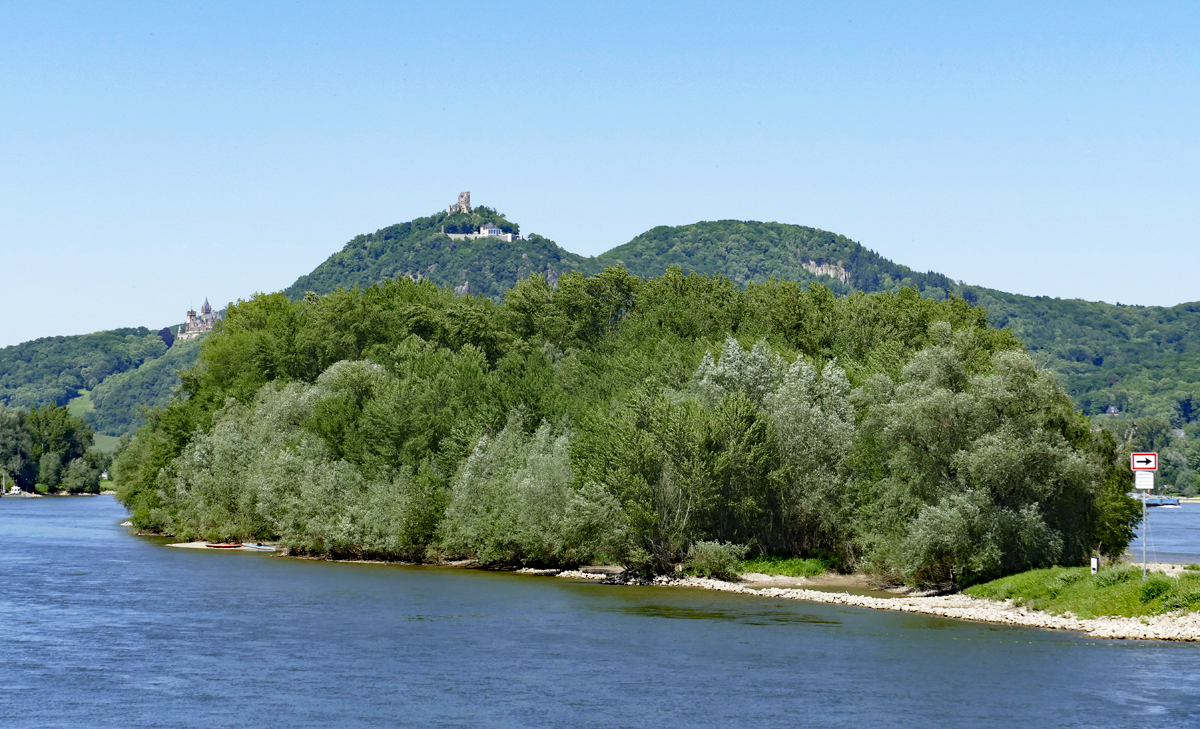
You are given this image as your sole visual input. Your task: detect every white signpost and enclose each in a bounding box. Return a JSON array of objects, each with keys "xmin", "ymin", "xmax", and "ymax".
[{"xmin": 1132, "ymin": 452, "xmax": 1158, "ymax": 578}]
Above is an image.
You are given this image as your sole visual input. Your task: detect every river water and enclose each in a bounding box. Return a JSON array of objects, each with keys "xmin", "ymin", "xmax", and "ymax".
[
  {"xmin": 1130, "ymin": 502, "xmax": 1200, "ymax": 564},
  {"xmin": 3, "ymin": 497, "xmax": 1200, "ymax": 728}
]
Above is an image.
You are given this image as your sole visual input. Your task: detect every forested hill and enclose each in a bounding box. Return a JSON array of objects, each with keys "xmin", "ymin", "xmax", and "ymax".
[
  {"xmin": 0, "ymin": 325, "xmax": 202, "ymax": 439},
  {"xmin": 966, "ymin": 290, "xmax": 1200, "ymax": 423},
  {"xmin": 6, "ymin": 209, "xmax": 1198, "ymax": 439},
  {"xmin": 286, "ymin": 215, "xmax": 954, "ymax": 302},
  {"xmin": 283, "ymin": 206, "xmax": 590, "ymax": 301},
  {"xmin": 284, "ymin": 211, "xmax": 1200, "ymax": 428},
  {"xmin": 0, "ymin": 328, "xmax": 169, "ymax": 409},
  {"xmin": 598, "ymin": 221, "xmax": 1200, "ymax": 425},
  {"xmin": 593, "ymin": 220, "xmax": 956, "ymax": 296}
]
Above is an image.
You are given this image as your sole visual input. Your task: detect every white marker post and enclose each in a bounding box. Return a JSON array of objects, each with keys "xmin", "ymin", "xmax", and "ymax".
[{"xmin": 1132, "ymin": 453, "xmax": 1158, "ymax": 579}]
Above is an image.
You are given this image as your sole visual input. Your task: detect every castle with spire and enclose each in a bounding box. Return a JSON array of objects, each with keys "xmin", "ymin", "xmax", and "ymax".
[{"xmin": 177, "ymin": 298, "xmax": 222, "ymax": 341}]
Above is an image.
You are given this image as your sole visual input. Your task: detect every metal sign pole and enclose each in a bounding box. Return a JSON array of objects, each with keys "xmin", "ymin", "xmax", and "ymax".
[{"xmin": 1132, "ymin": 453, "xmax": 1158, "ymax": 580}]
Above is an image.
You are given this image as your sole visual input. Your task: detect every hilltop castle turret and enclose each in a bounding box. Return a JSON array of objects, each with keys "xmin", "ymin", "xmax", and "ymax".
[{"xmin": 177, "ymin": 298, "xmax": 222, "ymax": 341}]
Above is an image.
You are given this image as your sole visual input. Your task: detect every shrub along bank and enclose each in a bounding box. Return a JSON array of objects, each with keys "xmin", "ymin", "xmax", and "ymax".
[
  {"xmin": 739, "ymin": 555, "xmax": 832, "ymax": 578},
  {"xmin": 113, "ymin": 267, "xmax": 1142, "ymax": 586},
  {"xmin": 965, "ymin": 565, "xmax": 1200, "ymax": 618}
]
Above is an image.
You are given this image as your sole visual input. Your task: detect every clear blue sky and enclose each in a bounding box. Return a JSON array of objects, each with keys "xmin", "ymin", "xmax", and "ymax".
[{"xmin": 2, "ymin": 1, "xmax": 1197, "ymax": 347}]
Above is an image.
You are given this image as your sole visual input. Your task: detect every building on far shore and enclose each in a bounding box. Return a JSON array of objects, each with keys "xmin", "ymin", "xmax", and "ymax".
[
  {"xmin": 177, "ymin": 299, "xmax": 222, "ymax": 341},
  {"xmin": 442, "ymin": 221, "xmax": 522, "ymax": 243}
]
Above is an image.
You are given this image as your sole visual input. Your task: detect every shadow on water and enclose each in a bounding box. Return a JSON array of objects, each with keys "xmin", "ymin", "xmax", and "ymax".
[{"xmin": 601, "ymin": 602, "xmax": 842, "ymax": 625}]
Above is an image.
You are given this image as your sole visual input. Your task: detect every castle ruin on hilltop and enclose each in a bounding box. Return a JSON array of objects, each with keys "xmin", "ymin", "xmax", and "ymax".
[
  {"xmin": 442, "ymin": 191, "xmax": 522, "ymax": 242},
  {"xmin": 448, "ymin": 191, "xmax": 471, "ymax": 214},
  {"xmin": 177, "ymin": 298, "xmax": 222, "ymax": 341}
]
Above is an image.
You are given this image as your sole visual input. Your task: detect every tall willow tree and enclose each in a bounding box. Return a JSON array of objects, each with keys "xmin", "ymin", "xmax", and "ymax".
[{"xmin": 854, "ymin": 325, "xmax": 1105, "ymax": 584}]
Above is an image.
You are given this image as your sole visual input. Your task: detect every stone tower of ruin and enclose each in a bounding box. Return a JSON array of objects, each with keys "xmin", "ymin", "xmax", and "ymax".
[{"xmin": 448, "ymin": 191, "xmax": 471, "ymax": 214}]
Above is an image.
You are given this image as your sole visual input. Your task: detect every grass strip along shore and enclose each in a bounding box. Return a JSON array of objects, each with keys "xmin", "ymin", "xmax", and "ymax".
[
  {"xmin": 635, "ymin": 573, "xmax": 1200, "ymax": 643},
  {"xmin": 734, "ymin": 557, "xmax": 1200, "ymax": 639},
  {"xmin": 965, "ymin": 563, "xmax": 1200, "ymax": 619},
  {"xmin": 576, "ymin": 560, "xmax": 1200, "ymax": 642}
]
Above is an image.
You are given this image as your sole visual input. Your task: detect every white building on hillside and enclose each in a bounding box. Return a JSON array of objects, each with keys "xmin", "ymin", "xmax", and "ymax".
[{"xmin": 443, "ymin": 222, "xmax": 521, "ymax": 243}]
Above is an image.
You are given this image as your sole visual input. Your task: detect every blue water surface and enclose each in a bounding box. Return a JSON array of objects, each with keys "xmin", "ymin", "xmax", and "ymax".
[
  {"xmin": 2, "ymin": 496, "xmax": 1200, "ymax": 728},
  {"xmin": 1130, "ymin": 501, "xmax": 1200, "ymax": 564}
]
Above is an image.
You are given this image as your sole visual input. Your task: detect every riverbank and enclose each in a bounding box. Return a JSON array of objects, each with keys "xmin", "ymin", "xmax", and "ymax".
[
  {"xmin": 581, "ymin": 572, "xmax": 1200, "ymax": 642},
  {"xmin": 152, "ymin": 529, "xmax": 1200, "ymax": 641},
  {"xmin": 1, "ymin": 490, "xmax": 111, "ymax": 498}
]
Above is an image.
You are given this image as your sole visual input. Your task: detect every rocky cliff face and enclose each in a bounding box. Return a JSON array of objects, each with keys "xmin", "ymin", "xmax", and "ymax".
[{"xmin": 801, "ymin": 259, "xmax": 850, "ymax": 284}]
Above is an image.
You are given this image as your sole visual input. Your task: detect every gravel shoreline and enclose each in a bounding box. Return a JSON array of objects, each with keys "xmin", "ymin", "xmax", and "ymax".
[
  {"xmin": 552, "ymin": 571, "xmax": 1200, "ymax": 642},
  {"xmin": 154, "ymin": 535, "xmax": 1200, "ymax": 641}
]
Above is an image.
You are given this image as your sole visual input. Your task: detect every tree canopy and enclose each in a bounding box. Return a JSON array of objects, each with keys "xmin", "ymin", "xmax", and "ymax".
[
  {"xmin": 112, "ymin": 267, "xmax": 1139, "ymax": 586},
  {"xmin": 280, "ymin": 212, "xmax": 1200, "ymax": 466},
  {"xmin": 0, "ymin": 402, "xmax": 109, "ymax": 493}
]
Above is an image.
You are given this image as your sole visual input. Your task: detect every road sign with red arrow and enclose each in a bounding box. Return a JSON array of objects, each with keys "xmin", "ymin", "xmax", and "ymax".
[{"xmin": 1131, "ymin": 452, "xmax": 1158, "ymax": 471}]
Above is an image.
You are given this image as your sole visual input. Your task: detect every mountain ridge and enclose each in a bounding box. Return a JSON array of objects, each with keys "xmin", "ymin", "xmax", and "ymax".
[
  {"xmin": 284, "ymin": 207, "xmax": 1200, "ymax": 429},
  {"xmin": 4, "ymin": 206, "xmax": 1199, "ymax": 439}
]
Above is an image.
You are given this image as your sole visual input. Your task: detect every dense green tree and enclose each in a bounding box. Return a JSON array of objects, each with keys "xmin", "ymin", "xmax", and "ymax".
[
  {"xmin": 0, "ymin": 404, "xmax": 33, "ymax": 489},
  {"xmin": 763, "ymin": 357, "xmax": 857, "ymax": 558},
  {"xmin": 24, "ymin": 403, "xmax": 92, "ymax": 466},
  {"xmin": 37, "ymin": 452, "xmax": 63, "ymax": 488},
  {"xmin": 12, "ymin": 210, "xmax": 1200, "ymax": 449},
  {"xmin": 281, "ymin": 212, "xmax": 1200, "ymax": 437},
  {"xmin": 853, "ymin": 329, "xmax": 1106, "ymax": 584},
  {"xmin": 439, "ymin": 414, "xmax": 622, "ymax": 566},
  {"xmin": 111, "ymin": 267, "xmax": 1134, "ymax": 587},
  {"xmin": 58, "ymin": 456, "xmax": 104, "ymax": 494}
]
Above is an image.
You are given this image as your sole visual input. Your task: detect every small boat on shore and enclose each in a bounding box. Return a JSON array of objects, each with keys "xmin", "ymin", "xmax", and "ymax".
[{"xmin": 205, "ymin": 543, "xmax": 244, "ymax": 549}]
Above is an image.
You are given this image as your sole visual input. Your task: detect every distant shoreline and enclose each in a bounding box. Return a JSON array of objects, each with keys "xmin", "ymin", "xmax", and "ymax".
[{"xmin": 1, "ymin": 489, "xmax": 115, "ymax": 498}]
